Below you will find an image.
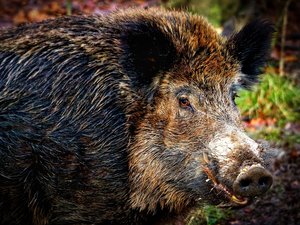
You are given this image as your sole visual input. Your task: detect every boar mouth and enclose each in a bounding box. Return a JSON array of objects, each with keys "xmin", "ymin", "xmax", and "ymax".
[{"xmin": 202, "ymin": 166, "xmax": 249, "ymax": 206}]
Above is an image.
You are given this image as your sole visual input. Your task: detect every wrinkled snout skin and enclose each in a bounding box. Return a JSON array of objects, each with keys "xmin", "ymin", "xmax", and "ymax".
[
  {"xmin": 208, "ymin": 125, "xmax": 273, "ymax": 199},
  {"xmin": 0, "ymin": 8, "xmax": 274, "ymax": 225}
]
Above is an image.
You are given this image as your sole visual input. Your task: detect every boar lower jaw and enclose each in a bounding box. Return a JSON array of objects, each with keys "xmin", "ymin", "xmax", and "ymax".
[{"xmin": 202, "ymin": 166, "xmax": 249, "ymax": 206}]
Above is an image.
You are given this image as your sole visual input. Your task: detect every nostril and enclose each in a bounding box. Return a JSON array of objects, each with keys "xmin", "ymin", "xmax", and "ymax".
[
  {"xmin": 258, "ymin": 176, "xmax": 272, "ymax": 187},
  {"xmin": 240, "ymin": 178, "xmax": 252, "ymax": 188},
  {"xmin": 233, "ymin": 166, "xmax": 273, "ymax": 197}
]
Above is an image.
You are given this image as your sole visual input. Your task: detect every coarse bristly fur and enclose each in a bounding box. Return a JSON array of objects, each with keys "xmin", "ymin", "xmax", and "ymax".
[{"xmin": 0, "ymin": 7, "xmax": 274, "ymax": 225}]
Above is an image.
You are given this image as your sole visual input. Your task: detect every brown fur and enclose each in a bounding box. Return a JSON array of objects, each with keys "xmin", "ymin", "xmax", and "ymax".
[{"xmin": 0, "ymin": 7, "xmax": 274, "ymax": 225}]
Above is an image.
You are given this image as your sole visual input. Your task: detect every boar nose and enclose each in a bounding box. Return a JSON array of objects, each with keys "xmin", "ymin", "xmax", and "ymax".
[{"xmin": 233, "ymin": 166, "xmax": 273, "ymax": 197}]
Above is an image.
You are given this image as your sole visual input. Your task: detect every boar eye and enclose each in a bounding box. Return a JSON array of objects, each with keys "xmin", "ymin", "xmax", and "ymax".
[{"xmin": 179, "ymin": 97, "xmax": 191, "ymax": 109}]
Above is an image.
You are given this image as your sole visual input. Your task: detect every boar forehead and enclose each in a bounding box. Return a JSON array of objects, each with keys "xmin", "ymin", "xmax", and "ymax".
[
  {"xmin": 158, "ymin": 49, "xmax": 241, "ymax": 91},
  {"xmin": 189, "ymin": 51, "xmax": 240, "ymax": 86},
  {"xmin": 162, "ymin": 14, "xmax": 241, "ymax": 85}
]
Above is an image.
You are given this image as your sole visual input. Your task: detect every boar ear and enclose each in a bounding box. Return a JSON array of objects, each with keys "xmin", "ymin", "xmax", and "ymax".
[
  {"xmin": 120, "ymin": 21, "xmax": 177, "ymax": 87},
  {"xmin": 226, "ymin": 20, "xmax": 274, "ymax": 88}
]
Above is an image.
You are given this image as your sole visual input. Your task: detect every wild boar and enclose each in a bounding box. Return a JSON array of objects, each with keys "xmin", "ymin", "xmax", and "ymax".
[{"xmin": 0, "ymin": 8, "xmax": 274, "ymax": 225}]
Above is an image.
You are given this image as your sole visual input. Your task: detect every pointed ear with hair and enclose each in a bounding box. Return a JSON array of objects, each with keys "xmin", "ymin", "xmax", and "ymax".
[
  {"xmin": 226, "ymin": 20, "xmax": 275, "ymax": 88},
  {"xmin": 120, "ymin": 20, "xmax": 177, "ymax": 94}
]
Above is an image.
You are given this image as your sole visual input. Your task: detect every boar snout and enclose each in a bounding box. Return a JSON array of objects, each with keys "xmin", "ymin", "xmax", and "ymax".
[
  {"xmin": 206, "ymin": 125, "xmax": 273, "ymax": 204},
  {"xmin": 233, "ymin": 165, "xmax": 273, "ymax": 197}
]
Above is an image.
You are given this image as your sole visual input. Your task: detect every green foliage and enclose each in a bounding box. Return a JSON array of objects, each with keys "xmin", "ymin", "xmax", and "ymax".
[
  {"xmin": 252, "ymin": 127, "xmax": 300, "ymax": 145},
  {"xmin": 165, "ymin": 0, "xmax": 222, "ymax": 26},
  {"xmin": 254, "ymin": 127, "xmax": 282, "ymax": 142},
  {"xmin": 186, "ymin": 208, "xmax": 206, "ymax": 225},
  {"xmin": 236, "ymin": 73, "xmax": 300, "ymax": 125},
  {"xmin": 187, "ymin": 205, "xmax": 231, "ymax": 225},
  {"xmin": 66, "ymin": 0, "xmax": 72, "ymax": 16},
  {"xmin": 203, "ymin": 205, "xmax": 231, "ymax": 225}
]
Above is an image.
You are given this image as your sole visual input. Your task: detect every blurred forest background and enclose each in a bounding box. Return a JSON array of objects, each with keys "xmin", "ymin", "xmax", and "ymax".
[{"xmin": 0, "ymin": 0, "xmax": 299, "ymax": 224}]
